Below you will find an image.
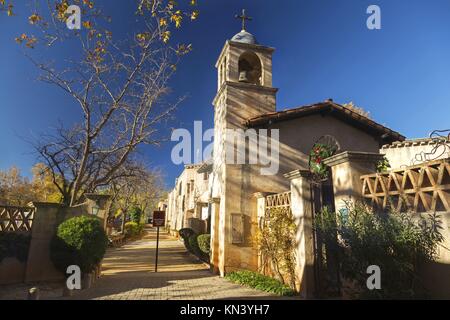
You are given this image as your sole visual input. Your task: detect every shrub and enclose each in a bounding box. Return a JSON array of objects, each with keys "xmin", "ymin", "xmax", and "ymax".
[
  {"xmin": 226, "ymin": 270, "xmax": 295, "ymax": 296},
  {"xmin": 0, "ymin": 233, "xmax": 31, "ymax": 263},
  {"xmin": 124, "ymin": 221, "xmax": 144, "ymax": 238},
  {"xmin": 188, "ymin": 234, "xmax": 200, "ymax": 255},
  {"xmin": 179, "ymin": 228, "xmax": 195, "ymax": 252},
  {"xmin": 50, "ymin": 215, "xmax": 108, "ymax": 274},
  {"xmin": 179, "ymin": 228, "xmax": 195, "ymax": 240},
  {"xmin": 314, "ymin": 202, "xmax": 444, "ymax": 299},
  {"xmin": 129, "ymin": 207, "xmax": 142, "ymax": 224},
  {"xmin": 258, "ymin": 206, "xmax": 297, "ymax": 289},
  {"xmin": 197, "ymin": 234, "xmax": 211, "ymax": 255}
]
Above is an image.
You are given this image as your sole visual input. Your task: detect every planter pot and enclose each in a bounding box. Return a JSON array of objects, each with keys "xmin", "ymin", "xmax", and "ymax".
[
  {"xmin": 81, "ymin": 273, "xmax": 93, "ymax": 290},
  {"xmin": 27, "ymin": 287, "xmax": 40, "ymax": 300},
  {"xmin": 62, "ymin": 286, "xmax": 74, "ymax": 297},
  {"xmin": 96, "ymin": 264, "xmax": 102, "ymax": 278}
]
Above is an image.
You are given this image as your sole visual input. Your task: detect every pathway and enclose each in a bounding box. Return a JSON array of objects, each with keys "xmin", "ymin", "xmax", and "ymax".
[{"xmin": 67, "ymin": 227, "xmax": 281, "ymax": 300}]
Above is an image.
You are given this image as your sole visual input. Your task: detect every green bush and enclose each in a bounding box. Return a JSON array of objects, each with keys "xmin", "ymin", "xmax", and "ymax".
[
  {"xmin": 179, "ymin": 228, "xmax": 195, "ymax": 252},
  {"xmin": 226, "ymin": 270, "xmax": 295, "ymax": 296},
  {"xmin": 197, "ymin": 234, "xmax": 211, "ymax": 255},
  {"xmin": 50, "ymin": 215, "xmax": 108, "ymax": 274},
  {"xmin": 314, "ymin": 202, "xmax": 444, "ymax": 299},
  {"xmin": 0, "ymin": 233, "xmax": 31, "ymax": 263},
  {"xmin": 179, "ymin": 228, "xmax": 195, "ymax": 240},
  {"xmin": 129, "ymin": 207, "xmax": 142, "ymax": 224},
  {"xmin": 188, "ymin": 234, "xmax": 200, "ymax": 255},
  {"xmin": 124, "ymin": 221, "xmax": 144, "ymax": 238},
  {"xmin": 179, "ymin": 229, "xmax": 210, "ymax": 262}
]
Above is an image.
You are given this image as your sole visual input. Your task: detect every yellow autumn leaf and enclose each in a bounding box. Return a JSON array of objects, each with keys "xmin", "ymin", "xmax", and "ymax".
[
  {"xmin": 170, "ymin": 13, "xmax": 182, "ymax": 28},
  {"xmin": 28, "ymin": 13, "xmax": 42, "ymax": 25},
  {"xmin": 161, "ymin": 31, "xmax": 171, "ymax": 43},
  {"xmin": 191, "ymin": 10, "xmax": 199, "ymax": 21},
  {"xmin": 7, "ymin": 4, "xmax": 13, "ymax": 16},
  {"xmin": 83, "ymin": 21, "xmax": 92, "ymax": 29},
  {"xmin": 159, "ymin": 18, "xmax": 167, "ymax": 27}
]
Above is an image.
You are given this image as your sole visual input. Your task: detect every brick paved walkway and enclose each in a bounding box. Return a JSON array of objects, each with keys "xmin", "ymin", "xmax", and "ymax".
[{"xmin": 66, "ymin": 227, "xmax": 282, "ymax": 300}]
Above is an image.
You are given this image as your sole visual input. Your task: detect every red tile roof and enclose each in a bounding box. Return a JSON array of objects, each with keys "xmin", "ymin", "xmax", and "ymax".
[{"xmin": 244, "ymin": 100, "xmax": 405, "ymax": 143}]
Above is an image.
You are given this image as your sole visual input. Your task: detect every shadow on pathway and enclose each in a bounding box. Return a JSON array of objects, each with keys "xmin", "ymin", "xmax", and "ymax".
[{"xmin": 68, "ymin": 227, "xmax": 285, "ymax": 300}]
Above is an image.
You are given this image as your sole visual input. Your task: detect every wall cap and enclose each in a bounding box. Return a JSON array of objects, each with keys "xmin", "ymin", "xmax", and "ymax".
[
  {"xmin": 283, "ymin": 170, "xmax": 312, "ymax": 180},
  {"xmin": 323, "ymin": 151, "xmax": 384, "ymax": 167},
  {"xmin": 28, "ymin": 202, "xmax": 66, "ymax": 208},
  {"xmin": 208, "ymin": 197, "xmax": 221, "ymax": 204},
  {"xmin": 253, "ymin": 192, "xmax": 277, "ymax": 199}
]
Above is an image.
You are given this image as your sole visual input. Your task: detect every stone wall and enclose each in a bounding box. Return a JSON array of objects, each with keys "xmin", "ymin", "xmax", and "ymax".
[
  {"xmin": 0, "ymin": 257, "xmax": 27, "ymax": 285},
  {"xmin": 326, "ymin": 152, "xmax": 450, "ymax": 299},
  {"xmin": 0, "ymin": 195, "xmax": 110, "ymax": 285}
]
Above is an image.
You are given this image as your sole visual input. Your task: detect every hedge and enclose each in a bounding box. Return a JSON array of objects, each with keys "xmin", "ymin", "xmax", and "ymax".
[
  {"xmin": 179, "ymin": 228, "xmax": 195, "ymax": 252},
  {"xmin": 124, "ymin": 221, "xmax": 144, "ymax": 238},
  {"xmin": 197, "ymin": 234, "xmax": 210, "ymax": 255},
  {"xmin": 129, "ymin": 207, "xmax": 142, "ymax": 224},
  {"xmin": 179, "ymin": 228, "xmax": 195, "ymax": 240},
  {"xmin": 50, "ymin": 215, "xmax": 108, "ymax": 274},
  {"xmin": 0, "ymin": 232, "xmax": 31, "ymax": 263},
  {"xmin": 188, "ymin": 234, "xmax": 201, "ymax": 255},
  {"xmin": 178, "ymin": 229, "xmax": 210, "ymax": 263}
]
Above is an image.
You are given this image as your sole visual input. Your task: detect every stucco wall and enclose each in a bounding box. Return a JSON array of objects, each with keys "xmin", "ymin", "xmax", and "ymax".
[
  {"xmin": 420, "ymin": 210, "xmax": 450, "ymax": 299},
  {"xmin": 165, "ymin": 164, "xmax": 211, "ymax": 235},
  {"xmin": 381, "ymin": 140, "xmax": 450, "ymax": 169}
]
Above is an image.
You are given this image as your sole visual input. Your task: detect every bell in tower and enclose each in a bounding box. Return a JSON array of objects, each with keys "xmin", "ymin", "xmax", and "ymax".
[
  {"xmin": 238, "ymin": 59, "xmax": 251, "ymax": 83},
  {"xmin": 238, "ymin": 51, "xmax": 262, "ymax": 85}
]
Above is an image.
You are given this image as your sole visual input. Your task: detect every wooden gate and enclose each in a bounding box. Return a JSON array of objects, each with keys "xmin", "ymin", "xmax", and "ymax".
[{"xmin": 311, "ymin": 171, "xmax": 341, "ymax": 297}]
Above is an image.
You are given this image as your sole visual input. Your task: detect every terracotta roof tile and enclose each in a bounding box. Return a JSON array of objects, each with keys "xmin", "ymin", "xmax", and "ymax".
[{"xmin": 244, "ymin": 100, "xmax": 405, "ymax": 143}]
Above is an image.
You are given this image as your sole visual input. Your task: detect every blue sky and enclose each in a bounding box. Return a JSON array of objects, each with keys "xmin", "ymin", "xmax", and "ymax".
[{"xmin": 1, "ymin": 0, "xmax": 450, "ymax": 188}]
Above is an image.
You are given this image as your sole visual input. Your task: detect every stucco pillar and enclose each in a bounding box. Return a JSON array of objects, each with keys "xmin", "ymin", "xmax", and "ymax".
[
  {"xmin": 209, "ymin": 197, "xmax": 221, "ymax": 274},
  {"xmin": 323, "ymin": 151, "xmax": 383, "ymax": 212},
  {"xmin": 284, "ymin": 170, "xmax": 315, "ymax": 299},
  {"xmin": 25, "ymin": 203, "xmax": 69, "ymax": 283}
]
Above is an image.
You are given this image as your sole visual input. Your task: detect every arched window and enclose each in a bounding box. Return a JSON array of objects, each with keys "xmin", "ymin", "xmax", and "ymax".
[{"xmin": 238, "ymin": 51, "xmax": 262, "ymax": 85}]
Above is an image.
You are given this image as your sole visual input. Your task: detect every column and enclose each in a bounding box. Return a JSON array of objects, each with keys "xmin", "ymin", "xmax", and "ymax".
[
  {"xmin": 284, "ymin": 170, "xmax": 315, "ymax": 299},
  {"xmin": 209, "ymin": 197, "xmax": 221, "ymax": 274},
  {"xmin": 323, "ymin": 151, "xmax": 383, "ymax": 212}
]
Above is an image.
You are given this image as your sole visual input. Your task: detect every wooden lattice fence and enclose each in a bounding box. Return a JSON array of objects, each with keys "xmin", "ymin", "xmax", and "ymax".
[
  {"xmin": 265, "ymin": 191, "xmax": 291, "ymax": 209},
  {"xmin": 0, "ymin": 206, "xmax": 35, "ymax": 232},
  {"xmin": 361, "ymin": 159, "xmax": 450, "ymax": 213}
]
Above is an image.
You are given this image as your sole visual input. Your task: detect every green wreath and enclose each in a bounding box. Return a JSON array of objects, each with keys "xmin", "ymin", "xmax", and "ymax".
[{"xmin": 309, "ymin": 143, "xmax": 335, "ymax": 179}]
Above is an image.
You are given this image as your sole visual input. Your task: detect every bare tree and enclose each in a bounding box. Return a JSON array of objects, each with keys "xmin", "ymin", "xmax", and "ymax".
[
  {"xmin": 109, "ymin": 164, "xmax": 164, "ymax": 233},
  {"xmin": 29, "ymin": 15, "xmax": 189, "ymax": 206}
]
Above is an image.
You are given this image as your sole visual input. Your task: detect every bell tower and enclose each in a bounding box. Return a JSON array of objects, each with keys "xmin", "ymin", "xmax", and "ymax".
[
  {"xmin": 213, "ymin": 10, "xmax": 277, "ymax": 125},
  {"xmin": 210, "ymin": 10, "xmax": 278, "ymax": 276}
]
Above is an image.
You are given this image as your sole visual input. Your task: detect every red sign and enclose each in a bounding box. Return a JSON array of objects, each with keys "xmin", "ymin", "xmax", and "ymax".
[{"xmin": 153, "ymin": 211, "xmax": 166, "ymax": 227}]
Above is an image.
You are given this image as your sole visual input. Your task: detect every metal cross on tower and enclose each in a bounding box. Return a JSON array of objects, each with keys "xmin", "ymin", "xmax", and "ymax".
[{"xmin": 235, "ymin": 9, "xmax": 252, "ymax": 31}]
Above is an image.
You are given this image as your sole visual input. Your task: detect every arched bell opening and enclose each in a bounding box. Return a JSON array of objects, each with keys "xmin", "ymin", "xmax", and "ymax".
[{"xmin": 238, "ymin": 51, "xmax": 262, "ymax": 85}]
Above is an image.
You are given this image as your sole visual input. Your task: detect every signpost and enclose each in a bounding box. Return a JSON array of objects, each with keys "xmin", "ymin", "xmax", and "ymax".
[{"xmin": 152, "ymin": 211, "xmax": 166, "ymax": 272}]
